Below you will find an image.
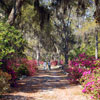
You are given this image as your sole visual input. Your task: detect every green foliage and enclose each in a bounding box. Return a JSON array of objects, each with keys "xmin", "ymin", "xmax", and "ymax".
[
  {"xmin": 75, "ymin": 20, "xmax": 100, "ymax": 58},
  {"xmin": 15, "ymin": 64, "xmax": 29, "ymax": 77},
  {"xmin": 69, "ymin": 30, "xmax": 100, "ymax": 59},
  {"xmin": 80, "ymin": 32, "xmax": 100, "ymax": 57},
  {"xmin": 0, "ymin": 21, "xmax": 26, "ymax": 61},
  {"xmin": 69, "ymin": 47, "xmax": 85, "ymax": 60}
]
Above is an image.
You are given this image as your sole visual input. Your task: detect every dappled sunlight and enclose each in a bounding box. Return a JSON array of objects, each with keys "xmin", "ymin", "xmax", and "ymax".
[
  {"xmin": 11, "ymin": 69, "xmax": 70, "ymax": 93},
  {"xmin": 1, "ymin": 68, "xmax": 90, "ymax": 100}
]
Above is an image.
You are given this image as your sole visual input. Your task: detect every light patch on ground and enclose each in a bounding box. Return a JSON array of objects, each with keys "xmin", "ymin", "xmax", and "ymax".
[{"xmin": 2, "ymin": 67, "xmax": 91, "ymax": 100}]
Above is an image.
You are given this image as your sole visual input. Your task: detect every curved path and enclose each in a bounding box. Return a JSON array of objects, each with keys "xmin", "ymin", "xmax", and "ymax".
[{"xmin": 1, "ymin": 68, "xmax": 90, "ymax": 100}]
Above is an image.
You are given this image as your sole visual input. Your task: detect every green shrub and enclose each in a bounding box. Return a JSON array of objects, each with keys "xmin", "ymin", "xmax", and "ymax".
[
  {"xmin": 0, "ymin": 21, "xmax": 26, "ymax": 62},
  {"xmin": 16, "ymin": 64, "xmax": 29, "ymax": 77}
]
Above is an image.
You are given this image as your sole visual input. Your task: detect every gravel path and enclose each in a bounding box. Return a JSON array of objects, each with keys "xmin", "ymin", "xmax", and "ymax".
[{"xmin": 1, "ymin": 67, "xmax": 91, "ymax": 100}]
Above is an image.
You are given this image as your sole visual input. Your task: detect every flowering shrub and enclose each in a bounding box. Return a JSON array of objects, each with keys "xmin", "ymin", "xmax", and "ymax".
[
  {"xmin": 21, "ymin": 59, "xmax": 37, "ymax": 76},
  {"xmin": 39, "ymin": 61, "xmax": 44, "ymax": 65},
  {"xmin": 0, "ymin": 70, "xmax": 11, "ymax": 95},
  {"xmin": 51, "ymin": 60, "xmax": 58, "ymax": 66},
  {"xmin": 66, "ymin": 53, "xmax": 99, "ymax": 84},
  {"xmin": 69, "ymin": 53, "xmax": 95, "ymax": 68},
  {"xmin": 1, "ymin": 57, "xmax": 37, "ymax": 87},
  {"xmin": 80, "ymin": 68, "xmax": 100, "ymax": 100},
  {"xmin": 66, "ymin": 67, "xmax": 87, "ymax": 84},
  {"xmin": 66, "ymin": 53, "xmax": 95, "ymax": 84},
  {"xmin": 2, "ymin": 58, "xmax": 17, "ymax": 87},
  {"xmin": 9, "ymin": 58, "xmax": 37, "ymax": 76},
  {"xmin": 60, "ymin": 60, "xmax": 64, "ymax": 65}
]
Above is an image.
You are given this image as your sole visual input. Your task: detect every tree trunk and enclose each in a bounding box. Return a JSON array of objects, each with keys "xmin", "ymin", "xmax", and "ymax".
[
  {"xmin": 64, "ymin": 52, "xmax": 68, "ymax": 65},
  {"xmin": 64, "ymin": 25, "xmax": 69, "ymax": 65},
  {"xmin": 64, "ymin": 41, "xmax": 68, "ymax": 65},
  {"xmin": 36, "ymin": 45, "xmax": 40, "ymax": 66},
  {"xmin": 64, "ymin": 32, "xmax": 69, "ymax": 65},
  {"xmin": 7, "ymin": 0, "xmax": 24, "ymax": 25},
  {"xmin": 95, "ymin": 30, "xmax": 98, "ymax": 59}
]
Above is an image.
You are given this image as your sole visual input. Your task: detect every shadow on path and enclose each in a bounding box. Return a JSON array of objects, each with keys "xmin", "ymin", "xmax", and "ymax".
[
  {"xmin": 13, "ymin": 69, "xmax": 70, "ymax": 93},
  {"xmin": 1, "ymin": 67, "xmax": 90, "ymax": 100},
  {"xmin": 1, "ymin": 95, "xmax": 35, "ymax": 100},
  {"xmin": 1, "ymin": 68, "xmax": 79, "ymax": 100}
]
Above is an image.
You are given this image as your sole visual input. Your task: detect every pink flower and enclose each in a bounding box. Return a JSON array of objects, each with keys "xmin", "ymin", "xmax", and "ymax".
[
  {"xmin": 82, "ymin": 88, "xmax": 87, "ymax": 93},
  {"xmin": 91, "ymin": 96, "xmax": 94, "ymax": 99}
]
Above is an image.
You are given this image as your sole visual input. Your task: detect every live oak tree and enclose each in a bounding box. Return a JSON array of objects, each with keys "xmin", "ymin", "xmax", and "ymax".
[
  {"xmin": 0, "ymin": 0, "xmax": 100, "ymax": 63},
  {"xmin": 0, "ymin": 0, "xmax": 100, "ymax": 25}
]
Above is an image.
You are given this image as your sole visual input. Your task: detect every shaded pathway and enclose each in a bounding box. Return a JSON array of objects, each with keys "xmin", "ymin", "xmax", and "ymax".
[{"xmin": 1, "ymin": 67, "xmax": 90, "ymax": 100}]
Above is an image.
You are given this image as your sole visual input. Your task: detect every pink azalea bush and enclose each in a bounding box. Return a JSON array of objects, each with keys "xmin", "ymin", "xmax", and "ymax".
[
  {"xmin": 39, "ymin": 61, "xmax": 44, "ymax": 65},
  {"xmin": 67, "ymin": 53, "xmax": 100, "ymax": 99},
  {"xmin": 21, "ymin": 58, "xmax": 37, "ymax": 76},
  {"xmin": 69, "ymin": 53, "xmax": 95, "ymax": 68},
  {"xmin": 66, "ymin": 66, "xmax": 87, "ymax": 84},
  {"xmin": 66, "ymin": 53, "xmax": 96, "ymax": 84},
  {"xmin": 80, "ymin": 67, "xmax": 100, "ymax": 100},
  {"xmin": 51, "ymin": 60, "xmax": 58, "ymax": 66},
  {"xmin": 2, "ymin": 57, "xmax": 37, "ymax": 87},
  {"xmin": 2, "ymin": 59, "xmax": 17, "ymax": 87}
]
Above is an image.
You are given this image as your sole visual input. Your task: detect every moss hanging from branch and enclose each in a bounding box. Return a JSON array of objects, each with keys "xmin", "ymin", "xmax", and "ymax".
[
  {"xmin": 34, "ymin": 0, "xmax": 51, "ymax": 29},
  {"xmin": 51, "ymin": 0, "xmax": 92, "ymax": 16},
  {"xmin": 51, "ymin": 0, "xmax": 71, "ymax": 14},
  {"xmin": 94, "ymin": 0, "xmax": 100, "ymax": 24}
]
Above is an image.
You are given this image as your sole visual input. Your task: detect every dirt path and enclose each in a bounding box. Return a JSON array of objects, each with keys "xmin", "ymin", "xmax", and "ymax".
[{"xmin": 1, "ymin": 67, "xmax": 90, "ymax": 100}]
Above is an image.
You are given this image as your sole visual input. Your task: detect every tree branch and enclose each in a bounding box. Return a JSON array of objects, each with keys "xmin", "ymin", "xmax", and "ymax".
[{"xmin": 7, "ymin": 0, "xmax": 24, "ymax": 25}]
